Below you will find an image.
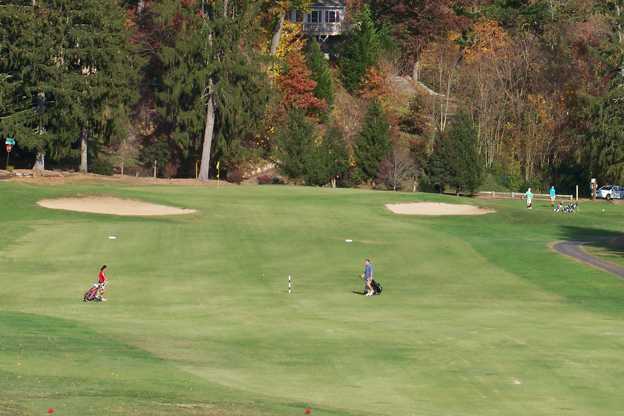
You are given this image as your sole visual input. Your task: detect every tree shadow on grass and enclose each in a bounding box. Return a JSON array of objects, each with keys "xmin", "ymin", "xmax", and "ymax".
[
  {"xmin": 558, "ymin": 225, "xmax": 624, "ymax": 256},
  {"xmin": 554, "ymin": 226, "xmax": 624, "ymax": 280}
]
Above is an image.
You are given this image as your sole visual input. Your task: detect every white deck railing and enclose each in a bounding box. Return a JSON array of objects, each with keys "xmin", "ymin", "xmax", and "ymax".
[{"xmin": 303, "ymin": 22, "xmax": 343, "ymax": 35}]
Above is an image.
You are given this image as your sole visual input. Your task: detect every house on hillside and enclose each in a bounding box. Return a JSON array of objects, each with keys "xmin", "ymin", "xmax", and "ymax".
[{"xmin": 288, "ymin": 1, "xmax": 346, "ymax": 40}]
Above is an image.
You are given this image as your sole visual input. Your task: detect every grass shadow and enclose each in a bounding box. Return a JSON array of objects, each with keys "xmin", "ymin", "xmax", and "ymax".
[{"xmin": 558, "ymin": 225, "xmax": 624, "ymax": 256}]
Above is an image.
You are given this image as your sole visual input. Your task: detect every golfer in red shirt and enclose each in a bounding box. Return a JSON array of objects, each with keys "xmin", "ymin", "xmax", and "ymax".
[{"xmin": 98, "ymin": 265, "xmax": 108, "ymax": 301}]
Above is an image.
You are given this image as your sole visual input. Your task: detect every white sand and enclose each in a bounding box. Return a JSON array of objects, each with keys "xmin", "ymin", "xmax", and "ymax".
[
  {"xmin": 385, "ymin": 202, "xmax": 494, "ymax": 216},
  {"xmin": 37, "ymin": 196, "xmax": 196, "ymax": 216}
]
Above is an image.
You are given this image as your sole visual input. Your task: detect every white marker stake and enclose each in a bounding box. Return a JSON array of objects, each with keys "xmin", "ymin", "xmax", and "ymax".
[{"xmin": 288, "ymin": 275, "xmax": 292, "ymax": 294}]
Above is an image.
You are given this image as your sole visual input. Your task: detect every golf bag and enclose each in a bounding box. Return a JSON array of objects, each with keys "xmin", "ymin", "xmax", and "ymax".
[
  {"xmin": 83, "ymin": 283, "xmax": 102, "ymax": 302},
  {"xmin": 371, "ymin": 280, "xmax": 383, "ymax": 295},
  {"xmin": 563, "ymin": 203, "xmax": 578, "ymax": 214},
  {"xmin": 554, "ymin": 202, "xmax": 577, "ymax": 214},
  {"xmin": 364, "ymin": 279, "xmax": 383, "ymax": 295}
]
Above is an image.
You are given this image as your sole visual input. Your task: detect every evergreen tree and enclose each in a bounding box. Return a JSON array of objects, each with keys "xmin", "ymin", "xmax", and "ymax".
[
  {"xmin": 305, "ymin": 39, "xmax": 334, "ymax": 118},
  {"xmin": 0, "ymin": 0, "xmax": 139, "ymax": 171},
  {"xmin": 0, "ymin": 3, "xmax": 58, "ymax": 167},
  {"xmin": 446, "ymin": 114, "xmax": 482, "ymax": 194},
  {"xmin": 425, "ymin": 114, "xmax": 482, "ymax": 194},
  {"xmin": 425, "ymin": 132, "xmax": 451, "ymax": 193},
  {"xmin": 338, "ymin": 5, "xmax": 383, "ymax": 93},
  {"xmin": 575, "ymin": 1, "xmax": 624, "ymax": 184},
  {"xmin": 321, "ymin": 126, "xmax": 349, "ymax": 187},
  {"xmin": 276, "ymin": 109, "xmax": 315, "ymax": 180},
  {"xmin": 304, "ymin": 125, "xmax": 349, "ymax": 187},
  {"xmin": 354, "ymin": 100, "xmax": 391, "ymax": 183},
  {"xmin": 153, "ymin": 0, "xmax": 271, "ymax": 179}
]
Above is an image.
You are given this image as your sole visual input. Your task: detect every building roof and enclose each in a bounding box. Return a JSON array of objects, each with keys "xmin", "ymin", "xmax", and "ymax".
[{"xmin": 312, "ymin": 0, "xmax": 346, "ymax": 8}]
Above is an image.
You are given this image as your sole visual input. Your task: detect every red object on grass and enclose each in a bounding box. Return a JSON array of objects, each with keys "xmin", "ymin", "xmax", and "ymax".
[
  {"xmin": 304, "ymin": 407, "xmax": 312, "ymax": 414},
  {"xmin": 47, "ymin": 408, "xmax": 55, "ymax": 414}
]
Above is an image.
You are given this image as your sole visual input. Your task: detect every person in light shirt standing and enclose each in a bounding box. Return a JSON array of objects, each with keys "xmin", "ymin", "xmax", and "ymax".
[
  {"xmin": 525, "ymin": 188, "xmax": 534, "ymax": 210},
  {"xmin": 549, "ymin": 185, "xmax": 556, "ymax": 208},
  {"xmin": 362, "ymin": 259, "xmax": 375, "ymax": 296}
]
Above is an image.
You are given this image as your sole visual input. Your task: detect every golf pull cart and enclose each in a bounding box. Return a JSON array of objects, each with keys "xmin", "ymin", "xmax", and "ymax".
[{"xmin": 83, "ymin": 282, "xmax": 106, "ymax": 302}]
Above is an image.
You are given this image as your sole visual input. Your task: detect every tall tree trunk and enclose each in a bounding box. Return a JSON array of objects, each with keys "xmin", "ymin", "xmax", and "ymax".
[
  {"xmin": 270, "ymin": 12, "xmax": 286, "ymax": 56},
  {"xmin": 198, "ymin": 88, "xmax": 215, "ymax": 181},
  {"xmin": 80, "ymin": 129, "xmax": 88, "ymax": 173},
  {"xmin": 33, "ymin": 151, "xmax": 45, "ymax": 172},
  {"xmin": 412, "ymin": 61, "xmax": 420, "ymax": 82}
]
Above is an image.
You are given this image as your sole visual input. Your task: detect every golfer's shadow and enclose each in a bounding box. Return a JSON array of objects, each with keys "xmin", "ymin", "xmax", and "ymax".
[{"xmin": 351, "ymin": 290, "xmax": 367, "ymax": 296}]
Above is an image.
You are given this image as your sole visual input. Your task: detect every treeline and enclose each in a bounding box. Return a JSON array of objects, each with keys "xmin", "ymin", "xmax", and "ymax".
[{"xmin": 1, "ymin": 0, "xmax": 623, "ymax": 194}]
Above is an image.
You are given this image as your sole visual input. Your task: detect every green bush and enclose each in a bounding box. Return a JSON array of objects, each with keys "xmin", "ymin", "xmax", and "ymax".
[{"xmin": 91, "ymin": 158, "xmax": 115, "ymax": 176}]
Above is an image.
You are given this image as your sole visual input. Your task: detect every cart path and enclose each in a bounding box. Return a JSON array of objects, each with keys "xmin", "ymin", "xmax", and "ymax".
[{"xmin": 553, "ymin": 240, "xmax": 624, "ymax": 280}]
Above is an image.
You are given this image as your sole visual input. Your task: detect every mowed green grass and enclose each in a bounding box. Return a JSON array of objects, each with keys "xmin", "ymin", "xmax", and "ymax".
[{"xmin": 2, "ymin": 182, "xmax": 624, "ymax": 416}]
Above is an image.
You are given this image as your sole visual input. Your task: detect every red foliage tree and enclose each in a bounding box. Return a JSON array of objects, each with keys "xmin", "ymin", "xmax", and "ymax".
[{"xmin": 278, "ymin": 51, "xmax": 327, "ymax": 115}]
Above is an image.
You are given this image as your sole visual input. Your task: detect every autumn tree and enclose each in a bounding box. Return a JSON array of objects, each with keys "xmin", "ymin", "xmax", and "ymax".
[
  {"xmin": 368, "ymin": 0, "xmax": 471, "ymax": 75},
  {"xmin": 278, "ymin": 51, "xmax": 327, "ymax": 116},
  {"xmin": 418, "ymin": 37, "xmax": 462, "ymax": 133},
  {"xmin": 377, "ymin": 145, "xmax": 417, "ymax": 191},
  {"xmin": 260, "ymin": 0, "xmax": 311, "ymax": 56}
]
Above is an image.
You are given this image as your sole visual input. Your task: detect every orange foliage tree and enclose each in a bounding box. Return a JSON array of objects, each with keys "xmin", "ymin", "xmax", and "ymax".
[{"xmin": 278, "ymin": 51, "xmax": 327, "ymax": 115}]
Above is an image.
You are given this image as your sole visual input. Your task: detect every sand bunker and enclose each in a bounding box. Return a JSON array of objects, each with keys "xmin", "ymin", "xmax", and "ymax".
[
  {"xmin": 37, "ymin": 197, "xmax": 196, "ymax": 216},
  {"xmin": 386, "ymin": 202, "xmax": 494, "ymax": 216}
]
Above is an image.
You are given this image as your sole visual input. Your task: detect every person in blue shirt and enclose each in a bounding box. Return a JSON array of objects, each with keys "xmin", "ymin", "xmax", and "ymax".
[
  {"xmin": 549, "ymin": 185, "xmax": 556, "ymax": 208},
  {"xmin": 362, "ymin": 259, "xmax": 375, "ymax": 296}
]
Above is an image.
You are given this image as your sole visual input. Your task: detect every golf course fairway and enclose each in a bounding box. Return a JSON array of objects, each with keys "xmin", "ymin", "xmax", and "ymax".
[{"xmin": 2, "ymin": 181, "xmax": 624, "ymax": 416}]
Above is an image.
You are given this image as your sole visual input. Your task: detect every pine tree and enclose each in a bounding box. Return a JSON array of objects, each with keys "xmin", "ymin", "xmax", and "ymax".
[
  {"xmin": 321, "ymin": 126, "xmax": 349, "ymax": 187},
  {"xmin": 425, "ymin": 133, "xmax": 451, "ymax": 193},
  {"xmin": 354, "ymin": 100, "xmax": 391, "ymax": 183},
  {"xmin": 153, "ymin": 0, "xmax": 271, "ymax": 180},
  {"xmin": 276, "ymin": 109, "xmax": 315, "ymax": 181},
  {"xmin": 425, "ymin": 114, "xmax": 482, "ymax": 194},
  {"xmin": 0, "ymin": 4, "xmax": 58, "ymax": 167},
  {"xmin": 304, "ymin": 125, "xmax": 349, "ymax": 187},
  {"xmin": 338, "ymin": 5, "xmax": 383, "ymax": 93},
  {"xmin": 446, "ymin": 114, "xmax": 482, "ymax": 194},
  {"xmin": 305, "ymin": 39, "xmax": 334, "ymax": 118},
  {"xmin": 0, "ymin": 0, "xmax": 139, "ymax": 171}
]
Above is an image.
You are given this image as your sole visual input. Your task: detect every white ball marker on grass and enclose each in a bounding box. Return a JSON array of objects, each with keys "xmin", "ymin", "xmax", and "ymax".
[
  {"xmin": 108, "ymin": 236, "xmax": 117, "ymax": 240},
  {"xmin": 345, "ymin": 239, "xmax": 353, "ymax": 243}
]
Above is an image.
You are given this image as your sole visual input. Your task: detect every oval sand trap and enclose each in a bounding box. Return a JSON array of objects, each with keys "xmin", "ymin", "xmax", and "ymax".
[
  {"xmin": 386, "ymin": 202, "xmax": 494, "ymax": 216},
  {"xmin": 38, "ymin": 197, "xmax": 196, "ymax": 216}
]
